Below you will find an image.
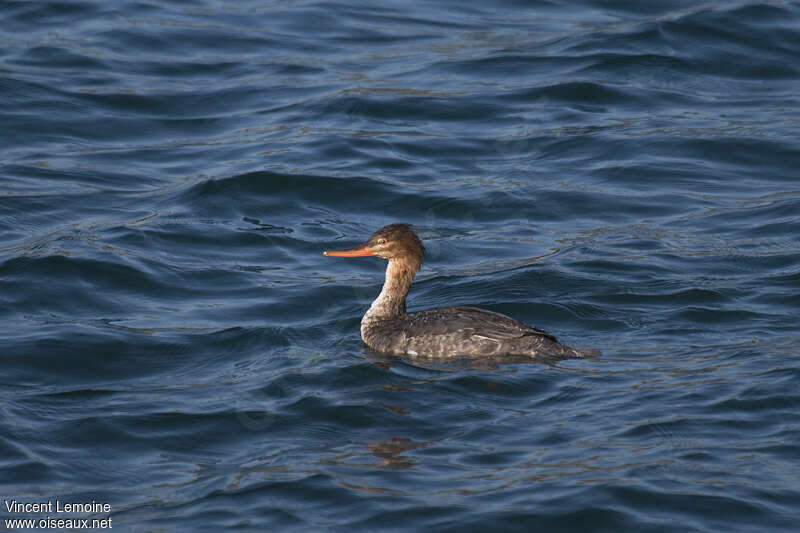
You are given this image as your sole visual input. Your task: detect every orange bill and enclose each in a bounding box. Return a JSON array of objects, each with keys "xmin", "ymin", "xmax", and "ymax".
[{"xmin": 323, "ymin": 245, "xmax": 375, "ymax": 257}]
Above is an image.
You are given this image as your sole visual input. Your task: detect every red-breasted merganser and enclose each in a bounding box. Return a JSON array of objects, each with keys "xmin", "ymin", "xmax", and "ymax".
[{"xmin": 324, "ymin": 224, "xmax": 599, "ymax": 360}]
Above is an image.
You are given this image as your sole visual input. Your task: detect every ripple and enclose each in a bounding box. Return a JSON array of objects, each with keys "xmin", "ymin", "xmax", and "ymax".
[{"xmin": 2, "ymin": 0, "xmax": 800, "ymax": 531}]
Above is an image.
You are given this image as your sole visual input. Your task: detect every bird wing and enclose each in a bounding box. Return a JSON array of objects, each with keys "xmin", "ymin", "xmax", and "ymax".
[{"xmin": 406, "ymin": 306, "xmax": 558, "ymax": 343}]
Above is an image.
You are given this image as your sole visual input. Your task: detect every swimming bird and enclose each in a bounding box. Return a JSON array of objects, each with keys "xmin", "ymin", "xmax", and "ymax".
[{"xmin": 323, "ymin": 224, "xmax": 599, "ymax": 360}]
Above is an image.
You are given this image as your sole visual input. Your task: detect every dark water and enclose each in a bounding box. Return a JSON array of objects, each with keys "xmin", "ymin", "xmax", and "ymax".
[{"xmin": 2, "ymin": 0, "xmax": 799, "ymax": 531}]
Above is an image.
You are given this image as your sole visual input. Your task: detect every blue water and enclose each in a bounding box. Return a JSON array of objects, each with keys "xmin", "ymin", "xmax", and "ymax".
[{"xmin": 2, "ymin": 0, "xmax": 799, "ymax": 531}]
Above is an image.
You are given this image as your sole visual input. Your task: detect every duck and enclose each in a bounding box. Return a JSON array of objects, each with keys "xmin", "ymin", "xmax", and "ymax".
[{"xmin": 324, "ymin": 223, "xmax": 599, "ymax": 359}]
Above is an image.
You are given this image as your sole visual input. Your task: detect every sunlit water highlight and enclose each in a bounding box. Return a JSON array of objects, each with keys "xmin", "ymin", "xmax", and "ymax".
[{"xmin": 1, "ymin": 1, "xmax": 799, "ymax": 531}]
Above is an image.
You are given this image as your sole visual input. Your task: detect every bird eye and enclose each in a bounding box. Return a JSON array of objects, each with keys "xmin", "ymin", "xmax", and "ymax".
[{"xmin": 378, "ymin": 239, "xmax": 386, "ymax": 245}]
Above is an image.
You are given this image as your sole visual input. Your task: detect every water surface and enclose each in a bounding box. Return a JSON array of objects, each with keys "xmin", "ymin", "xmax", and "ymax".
[{"xmin": 1, "ymin": 1, "xmax": 799, "ymax": 531}]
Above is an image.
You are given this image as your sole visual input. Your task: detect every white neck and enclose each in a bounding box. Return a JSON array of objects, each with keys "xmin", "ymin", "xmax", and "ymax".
[{"xmin": 362, "ymin": 258, "xmax": 416, "ymax": 324}]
